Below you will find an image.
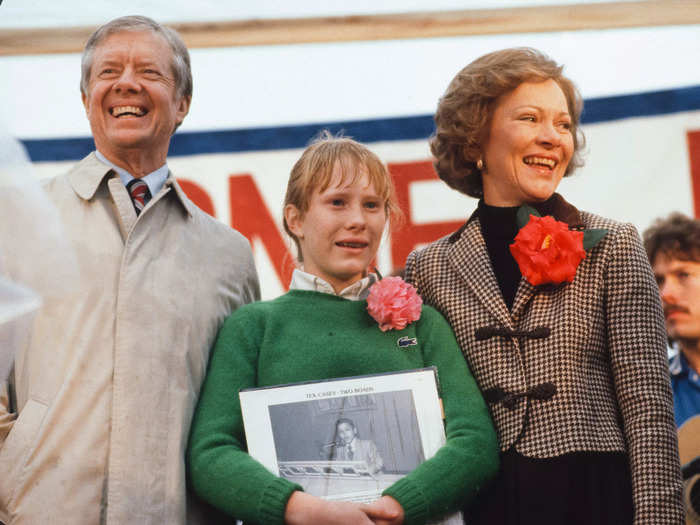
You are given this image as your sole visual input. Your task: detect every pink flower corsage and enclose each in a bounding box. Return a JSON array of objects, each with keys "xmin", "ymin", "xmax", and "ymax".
[{"xmin": 367, "ymin": 276, "xmax": 422, "ymax": 332}]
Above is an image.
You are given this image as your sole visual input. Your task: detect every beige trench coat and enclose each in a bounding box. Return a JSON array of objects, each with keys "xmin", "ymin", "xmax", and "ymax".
[{"xmin": 0, "ymin": 153, "xmax": 260, "ymax": 524}]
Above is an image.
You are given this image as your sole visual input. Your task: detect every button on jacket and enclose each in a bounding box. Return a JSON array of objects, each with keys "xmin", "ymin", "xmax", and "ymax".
[
  {"xmin": 405, "ymin": 194, "xmax": 684, "ymax": 524},
  {"xmin": 0, "ymin": 153, "xmax": 260, "ymax": 524}
]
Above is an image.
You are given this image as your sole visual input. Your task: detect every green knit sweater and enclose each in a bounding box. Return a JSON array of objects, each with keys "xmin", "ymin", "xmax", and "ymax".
[{"xmin": 187, "ymin": 290, "xmax": 498, "ymax": 525}]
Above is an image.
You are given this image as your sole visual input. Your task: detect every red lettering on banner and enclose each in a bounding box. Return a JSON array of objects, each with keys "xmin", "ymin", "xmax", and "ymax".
[
  {"xmin": 177, "ymin": 179, "xmax": 216, "ymax": 217},
  {"xmin": 688, "ymin": 131, "xmax": 700, "ymax": 218},
  {"xmin": 228, "ymin": 174, "xmax": 295, "ymax": 288},
  {"xmin": 389, "ymin": 161, "xmax": 463, "ymax": 270}
]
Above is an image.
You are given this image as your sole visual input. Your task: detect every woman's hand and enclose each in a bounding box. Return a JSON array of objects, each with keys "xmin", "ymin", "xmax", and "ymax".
[{"xmin": 285, "ymin": 491, "xmax": 401, "ymax": 525}]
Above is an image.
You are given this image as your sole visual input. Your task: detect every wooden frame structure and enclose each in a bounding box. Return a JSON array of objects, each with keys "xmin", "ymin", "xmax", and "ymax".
[{"xmin": 1, "ymin": 1, "xmax": 699, "ymax": 56}]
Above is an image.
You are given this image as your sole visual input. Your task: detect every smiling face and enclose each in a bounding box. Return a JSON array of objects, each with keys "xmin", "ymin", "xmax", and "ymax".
[
  {"xmin": 81, "ymin": 30, "xmax": 190, "ymax": 168},
  {"xmin": 337, "ymin": 422, "xmax": 357, "ymax": 444},
  {"xmin": 481, "ymin": 79, "xmax": 574, "ymax": 207},
  {"xmin": 284, "ymin": 163, "xmax": 387, "ymax": 293},
  {"xmin": 652, "ymin": 254, "xmax": 700, "ymax": 344}
]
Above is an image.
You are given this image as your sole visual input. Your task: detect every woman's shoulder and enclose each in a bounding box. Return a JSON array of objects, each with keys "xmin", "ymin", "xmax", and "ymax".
[
  {"xmin": 579, "ymin": 210, "xmax": 628, "ymax": 231},
  {"xmin": 575, "ymin": 211, "xmax": 654, "ymax": 287},
  {"xmin": 578, "ymin": 210, "xmax": 643, "ymax": 248},
  {"xmin": 406, "ymin": 231, "xmax": 458, "ymax": 267}
]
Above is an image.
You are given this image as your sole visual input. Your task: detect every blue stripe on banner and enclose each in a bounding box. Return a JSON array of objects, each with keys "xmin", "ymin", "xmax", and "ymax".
[
  {"xmin": 580, "ymin": 85, "xmax": 700, "ymax": 123},
  {"xmin": 21, "ymin": 84, "xmax": 700, "ymax": 162}
]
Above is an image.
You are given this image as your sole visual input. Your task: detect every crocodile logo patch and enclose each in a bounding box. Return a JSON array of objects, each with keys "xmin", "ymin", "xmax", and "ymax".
[{"xmin": 397, "ymin": 336, "xmax": 418, "ymax": 348}]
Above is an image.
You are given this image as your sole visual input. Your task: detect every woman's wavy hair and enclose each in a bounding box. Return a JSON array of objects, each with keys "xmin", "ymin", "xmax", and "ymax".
[{"xmin": 430, "ymin": 47, "xmax": 585, "ymax": 198}]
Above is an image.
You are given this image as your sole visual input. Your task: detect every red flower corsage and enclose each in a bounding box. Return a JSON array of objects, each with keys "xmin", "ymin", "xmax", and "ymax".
[
  {"xmin": 367, "ymin": 276, "xmax": 422, "ymax": 331},
  {"xmin": 509, "ymin": 205, "xmax": 607, "ymax": 286}
]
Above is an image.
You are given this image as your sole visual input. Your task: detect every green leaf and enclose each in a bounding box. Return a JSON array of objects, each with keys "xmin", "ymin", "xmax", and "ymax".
[
  {"xmin": 583, "ymin": 229, "xmax": 608, "ymax": 251},
  {"xmin": 516, "ymin": 205, "xmax": 541, "ymax": 229}
]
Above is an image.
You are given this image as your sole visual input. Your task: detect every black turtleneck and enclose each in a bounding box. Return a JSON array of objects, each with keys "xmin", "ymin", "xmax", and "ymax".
[
  {"xmin": 477, "ymin": 201, "xmax": 521, "ymax": 309},
  {"xmin": 477, "ymin": 196, "xmax": 560, "ymax": 309}
]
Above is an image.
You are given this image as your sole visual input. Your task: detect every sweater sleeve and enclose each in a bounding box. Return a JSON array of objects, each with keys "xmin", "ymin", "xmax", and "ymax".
[
  {"xmin": 187, "ymin": 307, "xmax": 301, "ymax": 525},
  {"xmin": 603, "ymin": 223, "xmax": 684, "ymax": 524},
  {"xmin": 382, "ymin": 307, "xmax": 499, "ymax": 525}
]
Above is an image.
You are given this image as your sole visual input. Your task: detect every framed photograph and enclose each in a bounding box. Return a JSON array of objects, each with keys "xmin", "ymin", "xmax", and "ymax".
[{"xmin": 240, "ymin": 367, "xmax": 461, "ymax": 525}]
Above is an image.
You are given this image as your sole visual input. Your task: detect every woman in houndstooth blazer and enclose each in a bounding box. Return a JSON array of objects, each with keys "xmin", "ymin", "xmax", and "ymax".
[{"xmin": 405, "ymin": 48, "xmax": 684, "ymax": 524}]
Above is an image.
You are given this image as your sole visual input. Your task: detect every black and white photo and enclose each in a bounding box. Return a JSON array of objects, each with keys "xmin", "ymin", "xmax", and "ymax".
[
  {"xmin": 267, "ymin": 389, "xmax": 425, "ymax": 501},
  {"xmin": 239, "ymin": 368, "xmax": 453, "ymax": 509}
]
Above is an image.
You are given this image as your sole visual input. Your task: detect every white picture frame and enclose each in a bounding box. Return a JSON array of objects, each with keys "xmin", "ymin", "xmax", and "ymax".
[{"xmin": 240, "ymin": 367, "xmax": 462, "ymax": 525}]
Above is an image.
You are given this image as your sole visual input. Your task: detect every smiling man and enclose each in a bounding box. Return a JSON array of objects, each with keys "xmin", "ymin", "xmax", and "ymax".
[
  {"xmin": 644, "ymin": 213, "xmax": 700, "ymax": 428},
  {"xmin": 0, "ymin": 16, "xmax": 259, "ymax": 525}
]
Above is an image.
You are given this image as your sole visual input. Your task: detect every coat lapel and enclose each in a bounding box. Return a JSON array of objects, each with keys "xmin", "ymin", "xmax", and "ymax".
[
  {"xmin": 545, "ymin": 193, "xmax": 585, "ymax": 230},
  {"xmin": 447, "ymin": 215, "xmax": 513, "ymax": 329},
  {"xmin": 511, "ymin": 278, "xmax": 535, "ymax": 320}
]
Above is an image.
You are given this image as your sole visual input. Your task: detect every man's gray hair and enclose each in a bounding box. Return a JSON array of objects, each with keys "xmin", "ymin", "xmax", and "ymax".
[{"xmin": 80, "ymin": 15, "xmax": 192, "ymax": 99}]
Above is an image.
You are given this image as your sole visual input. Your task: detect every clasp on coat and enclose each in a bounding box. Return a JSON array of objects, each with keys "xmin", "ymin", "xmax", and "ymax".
[
  {"xmin": 483, "ymin": 382, "xmax": 557, "ymax": 410},
  {"xmin": 474, "ymin": 325, "xmax": 550, "ymax": 341}
]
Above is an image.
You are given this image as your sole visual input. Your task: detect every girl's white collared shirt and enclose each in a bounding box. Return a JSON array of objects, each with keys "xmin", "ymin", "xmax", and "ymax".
[{"xmin": 289, "ymin": 268, "xmax": 377, "ymax": 300}]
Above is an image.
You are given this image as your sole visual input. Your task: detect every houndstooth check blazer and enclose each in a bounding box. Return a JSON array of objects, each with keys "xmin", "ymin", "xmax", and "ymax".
[{"xmin": 404, "ymin": 194, "xmax": 684, "ymax": 524}]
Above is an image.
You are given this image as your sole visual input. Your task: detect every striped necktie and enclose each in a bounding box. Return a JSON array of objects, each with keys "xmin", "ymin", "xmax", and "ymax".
[{"xmin": 126, "ymin": 179, "xmax": 152, "ymax": 216}]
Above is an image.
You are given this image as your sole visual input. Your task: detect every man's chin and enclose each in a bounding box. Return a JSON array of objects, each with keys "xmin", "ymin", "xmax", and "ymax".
[
  {"xmin": 100, "ymin": 133, "xmax": 156, "ymax": 155},
  {"xmin": 107, "ymin": 131, "xmax": 151, "ymax": 146}
]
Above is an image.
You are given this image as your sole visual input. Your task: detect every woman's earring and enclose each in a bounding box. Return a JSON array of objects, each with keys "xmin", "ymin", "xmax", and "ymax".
[{"xmin": 476, "ymin": 158, "xmax": 484, "ymax": 171}]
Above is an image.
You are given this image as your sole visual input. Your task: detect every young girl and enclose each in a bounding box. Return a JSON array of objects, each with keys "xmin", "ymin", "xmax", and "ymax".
[{"xmin": 187, "ymin": 135, "xmax": 498, "ymax": 525}]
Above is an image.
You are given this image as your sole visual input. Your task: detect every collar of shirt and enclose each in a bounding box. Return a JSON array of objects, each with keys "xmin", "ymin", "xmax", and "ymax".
[
  {"xmin": 669, "ymin": 350, "xmax": 700, "ymax": 427},
  {"xmin": 95, "ymin": 150, "xmax": 169, "ymax": 197},
  {"xmin": 670, "ymin": 352, "xmax": 684, "ymax": 377},
  {"xmin": 670, "ymin": 351, "xmax": 698, "ymax": 379},
  {"xmin": 289, "ymin": 269, "xmax": 377, "ymax": 300}
]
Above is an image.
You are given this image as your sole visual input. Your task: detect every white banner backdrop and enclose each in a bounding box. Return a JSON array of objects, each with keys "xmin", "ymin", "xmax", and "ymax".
[
  {"xmin": 3, "ymin": 24, "xmax": 700, "ymax": 299},
  {"xmin": 27, "ymin": 109, "xmax": 700, "ymax": 299}
]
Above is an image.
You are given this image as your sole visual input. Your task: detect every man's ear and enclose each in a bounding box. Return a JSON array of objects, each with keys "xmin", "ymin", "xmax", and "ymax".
[
  {"xmin": 81, "ymin": 89, "xmax": 89, "ymax": 114},
  {"xmin": 174, "ymin": 95, "xmax": 191, "ymax": 127},
  {"xmin": 284, "ymin": 204, "xmax": 304, "ymax": 239}
]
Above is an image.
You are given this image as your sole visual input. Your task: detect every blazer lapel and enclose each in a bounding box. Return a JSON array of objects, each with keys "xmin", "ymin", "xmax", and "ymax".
[
  {"xmin": 511, "ymin": 278, "xmax": 536, "ymax": 320},
  {"xmin": 447, "ymin": 216, "xmax": 513, "ymax": 329}
]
